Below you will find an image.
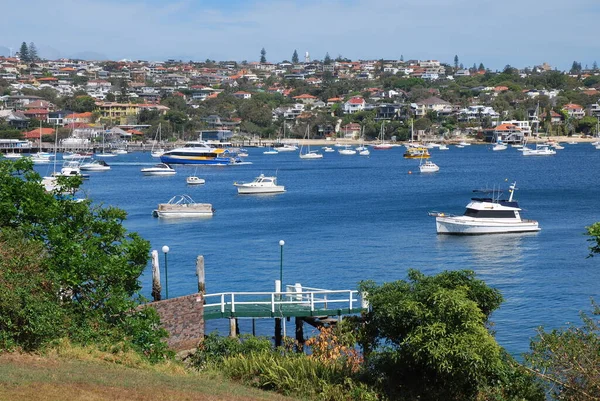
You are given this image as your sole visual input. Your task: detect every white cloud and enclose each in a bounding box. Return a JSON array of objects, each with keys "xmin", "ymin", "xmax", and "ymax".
[{"xmin": 1, "ymin": 0, "xmax": 599, "ymax": 69}]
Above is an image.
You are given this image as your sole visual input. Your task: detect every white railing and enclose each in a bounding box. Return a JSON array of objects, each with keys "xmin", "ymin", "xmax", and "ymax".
[{"xmin": 203, "ymin": 288, "xmax": 364, "ymax": 315}]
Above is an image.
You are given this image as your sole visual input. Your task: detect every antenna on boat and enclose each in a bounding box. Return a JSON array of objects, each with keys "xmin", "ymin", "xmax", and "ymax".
[{"xmin": 508, "ymin": 181, "xmax": 517, "ymax": 202}]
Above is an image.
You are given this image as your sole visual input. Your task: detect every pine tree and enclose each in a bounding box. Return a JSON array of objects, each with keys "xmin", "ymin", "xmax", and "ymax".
[
  {"xmin": 292, "ymin": 50, "xmax": 299, "ymax": 64},
  {"xmin": 324, "ymin": 52, "xmax": 331, "ymax": 65},
  {"xmin": 478, "ymin": 62, "xmax": 485, "ymax": 71},
  {"xmin": 454, "ymin": 55, "xmax": 459, "ymax": 70},
  {"xmin": 594, "ymin": 61, "xmax": 598, "ymax": 71},
  {"xmin": 472, "ymin": 63, "xmax": 477, "ymax": 71},
  {"xmin": 28, "ymin": 42, "xmax": 38, "ymax": 62},
  {"xmin": 400, "ymin": 54, "xmax": 404, "ymax": 62},
  {"xmin": 19, "ymin": 42, "xmax": 29, "ymax": 62},
  {"xmin": 260, "ymin": 48, "xmax": 266, "ymax": 63}
]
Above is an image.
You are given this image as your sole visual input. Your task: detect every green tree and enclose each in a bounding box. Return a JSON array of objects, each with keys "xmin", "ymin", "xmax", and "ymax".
[
  {"xmin": 324, "ymin": 52, "xmax": 332, "ymax": 65},
  {"xmin": 0, "ymin": 159, "xmax": 169, "ymax": 360},
  {"xmin": 358, "ymin": 270, "xmax": 543, "ymax": 400},
  {"xmin": 118, "ymin": 79, "xmax": 129, "ymax": 102},
  {"xmin": 454, "ymin": 54, "xmax": 459, "ymax": 70},
  {"xmin": 292, "ymin": 49, "xmax": 299, "ymax": 64},
  {"xmin": 28, "ymin": 42, "xmax": 38, "ymax": 62},
  {"xmin": 586, "ymin": 222, "xmax": 600, "ymax": 256},
  {"xmin": 260, "ymin": 47, "xmax": 266, "ymax": 63},
  {"xmin": 479, "ymin": 62, "xmax": 485, "ymax": 71},
  {"xmin": 594, "ymin": 61, "xmax": 598, "ymax": 71},
  {"xmin": 19, "ymin": 42, "xmax": 29, "ymax": 62}
]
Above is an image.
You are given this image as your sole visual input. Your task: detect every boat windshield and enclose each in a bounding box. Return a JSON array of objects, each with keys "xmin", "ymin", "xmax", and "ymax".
[{"xmin": 464, "ymin": 208, "xmax": 517, "ymax": 218}]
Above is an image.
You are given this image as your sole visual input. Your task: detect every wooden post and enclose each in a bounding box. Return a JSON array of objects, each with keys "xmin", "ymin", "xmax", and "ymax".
[
  {"xmin": 252, "ymin": 318, "xmax": 256, "ymax": 336},
  {"xmin": 229, "ymin": 318, "xmax": 237, "ymax": 338},
  {"xmin": 151, "ymin": 250, "xmax": 161, "ymax": 301},
  {"xmin": 196, "ymin": 255, "xmax": 205, "ymax": 295},
  {"xmin": 274, "ymin": 318, "xmax": 282, "ymax": 347},
  {"xmin": 295, "ymin": 317, "xmax": 304, "ymax": 351}
]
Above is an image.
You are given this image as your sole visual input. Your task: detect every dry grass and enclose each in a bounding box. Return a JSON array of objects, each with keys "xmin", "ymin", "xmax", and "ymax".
[{"xmin": 0, "ymin": 349, "xmax": 297, "ymax": 401}]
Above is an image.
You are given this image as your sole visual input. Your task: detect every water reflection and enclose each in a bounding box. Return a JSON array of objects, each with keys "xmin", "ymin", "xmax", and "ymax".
[{"xmin": 436, "ymin": 233, "xmax": 539, "ymax": 267}]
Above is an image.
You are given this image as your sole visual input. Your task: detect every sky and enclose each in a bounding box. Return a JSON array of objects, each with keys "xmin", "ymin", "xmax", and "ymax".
[{"xmin": 1, "ymin": 0, "xmax": 599, "ymax": 70}]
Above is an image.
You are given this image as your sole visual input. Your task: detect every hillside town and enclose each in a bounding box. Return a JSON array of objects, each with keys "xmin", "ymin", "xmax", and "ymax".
[{"xmin": 1, "ymin": 43, "xmax": 600, "ymax": 149}]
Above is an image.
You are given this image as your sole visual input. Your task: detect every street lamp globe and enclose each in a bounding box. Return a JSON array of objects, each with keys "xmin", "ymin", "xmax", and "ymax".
[
  {"xmin": 279, "ymin": 240, "xmax": 285, "ymax": 246},
  {"xmin": 162, "ymin": 245, "xmax": 170, "ymax": 254}
]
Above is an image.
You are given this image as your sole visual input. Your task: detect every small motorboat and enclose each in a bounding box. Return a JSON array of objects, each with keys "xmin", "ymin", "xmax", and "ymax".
[
  {"xmin": 322, "ymin": 146, "xmax": 335, "ymax": 152},
  {"xmin": 187, "ymin": 176, "xmax": 205, "ymax": 185},
  {"xmin": 234, "ymin": 174, "xmax": 285, "ymax": 194},
  {"xmin": 152, "ymin": 195, "xmax": 214, "ymax": 218},
  {"xmin": 141, "ymin": 163, "xmax": 176, "ymax": 176},
  {"xmin": 432, "ymin": 181, "xmax": 540, "ymax": 235},
  {"xmin": 359, "ymin": 149, "xmax": 370, "ymax": 156},
  {"xmin": 80, "ymin": 160, "xmax": 111, "ymax": 171}
]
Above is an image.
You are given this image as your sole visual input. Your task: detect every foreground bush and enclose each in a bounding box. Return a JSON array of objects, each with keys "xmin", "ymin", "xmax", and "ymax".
[{"xmin": 0, "ymin": 158, "xmax": 170, "ymax": 362}]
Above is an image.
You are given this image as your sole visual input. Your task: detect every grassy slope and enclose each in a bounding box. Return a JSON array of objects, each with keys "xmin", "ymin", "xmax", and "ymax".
[{"xmin": 0, "ymin": 353, "xmax": 297, "ymax": 401}]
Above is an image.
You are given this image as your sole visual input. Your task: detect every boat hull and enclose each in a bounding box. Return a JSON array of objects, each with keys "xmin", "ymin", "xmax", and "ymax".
[
  {"xmin": 235, "ymin": 185, "xmax": 285, "ymax": 194},
  {"xmin": 436, "ymin": 217, "xmax": 540, "ymax": 235}
]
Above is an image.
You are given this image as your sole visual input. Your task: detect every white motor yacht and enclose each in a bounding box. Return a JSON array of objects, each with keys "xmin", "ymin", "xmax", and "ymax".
[
  {"xmin": 522, "ymin": 144, "xmax": 556, "ymax": 156},
  {"xmin": 234, "ymin": 174, "xmax": 285, "ymax": 194},
  {"xmin": 419, "ymin": 160, "xmax": 440, "ymax": 173},
  {"xmin": 80, "ymin": 159, "xmax": 111, "ymax": 171},
  {"xmin": 141, "ymin": 163, "xmax": 177, "ymax": 176},
  {"xmin": 431, "ymin": 182, "xmax": 540, "ymax": 235},
  {"xmin": 152, "ymin": 195, "xmax": 213, "ymax": 218},
  {"xmin": 359, "ymin": 149, "xmax": 370, "ymax": 156}
]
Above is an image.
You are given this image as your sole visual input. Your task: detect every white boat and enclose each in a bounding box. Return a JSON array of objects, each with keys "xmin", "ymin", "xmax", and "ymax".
[
  {"xmin": 549, "ymin": 142, "xmax": 564, "ymax": 150},
  {"xmin": 28, "ymin": 152, "xmax": 52, "ymax": 164},
  {"xmin": 112, "ymin": 149, "xmax": 128, "ymax": 155},
  {"xmin": 492, "ymin": 133, "xmax": 507, "ymax": 151},
  {"xmin": 419, "ymin": 159, "xmax": 440, "ymax": 173},
  {"xmin": 438, "ymin": 144, "xmax": 449, "ymax": 150},
  {"xmin": 52, "ymin": 160, "xmax": 90, "ymax": 179},
  {"xmin": 359, "ymin": 149, "xmax": 370, "ymax": 156},
  {"xmin": 141, "ymin": 163, "xmax": 177, "ymax": 176},
  {"xmin": 373, "ymin": 122, "xmax": 393, "ymax": 150},
  {"xmin": 432, "ymin": 182, "xmax": 540, "ymax": 235},
  {"xmin": 263, "ymin": 147, "xmax": 278, "ymax": 155},
  {"xmin": 150, "ymin": 123, "xmax": 165, "ymax": 158},
  {"xmin": 234, "ymin": 174, "xmax": 285, "ymax": 194},
  {"xmin": 522, "ymin": 144, "xmax": 556, "ymax": 156},
  {"xmin": 322, "ymin": 146, "xmax": 335, "ymax": 152},
  {"xmin": 152, "ymin": 195, "xmax": 214, "ymax": 218},
  {"xmin": 96, "ymin": 152, "xmax": 117, "ymax": 158},
  {"xmin": 4, "ymin": 151, "xmax": 22, "ymax": 159},
  {"xmin": 275, "ymin": 144, "xmax": 298, "ymax": 152},
  {"xmin": 338, "ymin": 146, "xmax": 356, "ymax": 155},
  {"xmin": 187, "ymin": 175, "xmax": 205, "ymax": 185},
  {"xmin": 299, "ymin": 125, "xmax": 323, "ymax": 159},
  {"xmin": 455, "ymin": 144, "xmax": 465, "ymax": 148},
  {"xmin": 80, "ymin": 159, "xmax": 111, "ymax": 171},
  {"xmin": 62, "ymin": 152, "xmax": 92, "ymax": 160},
  {"xmin": 567, "ymin": 141, "xmax": 577, "ymax": 145},
  {"xmin": 458, "ymin": 140, "xmax": 471, "ymax": 146}
]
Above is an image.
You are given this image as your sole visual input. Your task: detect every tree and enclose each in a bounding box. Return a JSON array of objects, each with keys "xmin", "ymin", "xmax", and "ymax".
[
  {"xmin": 586, "ymin": 222, "xmax": 600, "ymax": 257},
  {"xmin": 454, "ymin": 54, "xmax": 459, "ymax": 70},
  {"xmin": 292, "ymin": 49, "xmax": 299, "ymax": 64},
  {"xmin": 324, "ymin": 52, "xmax": 332, "ymax": 65},
  {"xmin": 479, "ymin": 62, "xmax": 485, "ymax": 71},
  {"xmin": 0, "ymin": 159, "xmax": 169, "ymax": 360},
  {"xmin": 118, "ymin": 79, "xmax": 129, "ymax": 102},
  {"xmin": 19, "ymin": 42, "xmax": 29, "ymax": 62},
  {"xmin": 260, "ymin": 47, "xmax": 266, "ymax": 63},
  {"xmin": 594, "ymin": 61, "xmax": 598, "ymax": 71},
  {"xmin": 400, "ymin": 54, "xmax": 404, "ymax": 62},
  {"xmin": 28, "ymin": 42, "xmax": 38, "ymax": 62},
  {"xmin": 358, "ymin": 270, "xmax": 543, "ymax": 401}
]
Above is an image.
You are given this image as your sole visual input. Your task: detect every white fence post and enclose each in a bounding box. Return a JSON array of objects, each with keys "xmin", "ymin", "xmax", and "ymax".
[
  {"xmin": 231, "ymin": 293, "xmax": 236, "ymax": 313},
  {"xmin": 221, "ymin": 294, "xmax": 225, "ymax": 313}
]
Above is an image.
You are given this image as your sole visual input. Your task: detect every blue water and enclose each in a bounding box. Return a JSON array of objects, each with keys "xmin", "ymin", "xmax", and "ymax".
[{"xmin": 36, "ymin": 144, "xmax": 600, "ymax": 357}]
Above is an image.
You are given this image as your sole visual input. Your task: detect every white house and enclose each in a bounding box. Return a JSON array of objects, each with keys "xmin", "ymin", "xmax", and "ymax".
[{"xmin": 343, "ymin": 97, "xmax": 366, "ymax": 114}]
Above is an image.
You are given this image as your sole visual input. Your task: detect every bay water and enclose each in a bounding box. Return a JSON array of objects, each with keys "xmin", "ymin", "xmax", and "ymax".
[{"xmin": 37, "ymin": 143, "xmax": 600, "ymax": 357}]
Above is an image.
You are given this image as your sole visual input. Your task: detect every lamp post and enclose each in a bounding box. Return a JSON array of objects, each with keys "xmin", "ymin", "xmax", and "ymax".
[
  {"xmin": 162, "ymin": 245, "xmax": 170, "ymax": 299},
  {"xmin": 279, "ymin": 240, "xmax": 285, "ymax": 287}
]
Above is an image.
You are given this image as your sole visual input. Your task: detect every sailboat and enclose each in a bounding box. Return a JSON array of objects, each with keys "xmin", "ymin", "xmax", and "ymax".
[
  {"xmin": 373, "ymin": 121, "xmax": 393, "ymax": 149},
  {"xmin": 151, "ymin": 123, "xmax": 165, "ymax": 158},
  {"xmin": 96, "ymin": 130, "xmax": 116, "ymax": 157},
  {"xmin": 492, "ymin": 133, "xmax": 507, "ymax": 151},
  {"xmin": 299, "ymin": 125, "xmax": 323, "ymax": 159},
  {"xmin": 522, "ymin": 111, "xmax": 556, "ymax": 156}
]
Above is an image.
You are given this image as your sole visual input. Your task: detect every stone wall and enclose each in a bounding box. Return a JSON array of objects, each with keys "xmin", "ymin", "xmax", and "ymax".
[{"xmin": 146, "ymin": 293, "xmax": 204, "ymax": 351}]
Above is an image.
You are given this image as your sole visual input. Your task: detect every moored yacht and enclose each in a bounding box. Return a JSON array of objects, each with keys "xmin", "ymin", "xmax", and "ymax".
[
  {"xmin": 141, "ymin": 163, "xmax": 177, "ymax": 176},
  {"xmin": 431, "ymin": 182, "xmax": 540, "ymax": 234},
  {"xmin": 160, "ymin": 141, "xmax": 240, "ymax": 165},
  {"xmin": 234, "ymin": 174, "xmax": 285, "ymax": 194}
]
